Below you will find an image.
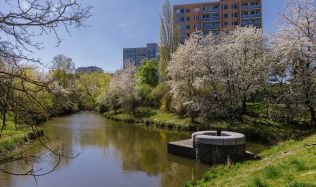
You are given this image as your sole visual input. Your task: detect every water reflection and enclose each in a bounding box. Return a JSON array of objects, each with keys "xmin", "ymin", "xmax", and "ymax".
[{"xmin": 0, "ymin": 112, "xmax": 210, "ymax": 187}]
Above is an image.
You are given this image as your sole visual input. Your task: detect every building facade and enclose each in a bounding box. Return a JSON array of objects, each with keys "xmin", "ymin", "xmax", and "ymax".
[
  {"xmin": 123, "ymin": 43, "xmax": 159, "ymax": 67},
  {"xmin": 75, "ymin": 66, "xmax": 104, "ymax": 74},
  {"xmin": 174, "ymin": 0, "xmax": 262, "ymax": 42}
]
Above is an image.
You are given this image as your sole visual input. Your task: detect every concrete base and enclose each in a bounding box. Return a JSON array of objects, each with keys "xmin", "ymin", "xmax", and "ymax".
[
  {"xmin": 167, "ymin": 139, "xmax": 195, "ymax": 159},
  {"xmin": 196, "ymin": 143, "xmax": 246, "ymax": 164}
]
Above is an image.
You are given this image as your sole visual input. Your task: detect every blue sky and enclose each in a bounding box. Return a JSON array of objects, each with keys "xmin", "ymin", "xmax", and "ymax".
[{"xmin": 35, "ymin": 0, "xmax": 285, "ymax": 72}]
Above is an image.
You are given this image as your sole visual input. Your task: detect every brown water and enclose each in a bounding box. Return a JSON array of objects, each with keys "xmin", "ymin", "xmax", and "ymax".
[{"xmin": 0, "ymin": 112, "xmax": 267, "ymax": 187}]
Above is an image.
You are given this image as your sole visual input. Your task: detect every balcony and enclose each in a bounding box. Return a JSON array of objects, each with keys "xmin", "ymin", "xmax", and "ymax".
[
  {"xmin": 211, "ymin": 15, "xmax": 220, "ymax": 20},
  {"xmin": 241, "ymin": 20, "xmax": 262, "ymax": 27},
  {"xmin": 202, "ymin": 16, "xmax": 220, "ymax": 22},
  {"xmin": 241, "ymin": 14, "xmax": 261, "ymax": 19},
  {"xmin": 203, "ymin": 25, "xmax": 220, "ymax": 30},
  {"xmin": 210, "ymin": 25, "xmax": 220, "ymax": 30},
  {"xmin": 202, "ymin": 8, "xmax": 220, "ymax": 13},
  {"xmin": 241, "ymin": 4, "xmax": 261, "ymax": 10}
]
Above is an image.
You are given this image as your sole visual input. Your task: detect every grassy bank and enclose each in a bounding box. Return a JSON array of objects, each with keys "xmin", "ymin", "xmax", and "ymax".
[
  {"xmin": 104, "ymin": 108, "xmax": 315, "ymax": 144},
  {"xmin": 0, "ymin": 120, "xmax": 43, "ymax": 154},
  {"xmin": 187, "ymin": 134, "xmax": 316, "ymax": 187}
]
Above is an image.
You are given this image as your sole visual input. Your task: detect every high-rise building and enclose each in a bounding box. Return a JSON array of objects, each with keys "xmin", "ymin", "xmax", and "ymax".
[
  {"xmin": 174, "ymin": 0, "xmax": 262, "ymax": 42},
  {"xmin": 75, "ymin": 66, "xmax": 104, "ymax": 74},
  {"xmin": 123, "ymin": 43, "xmax": 159, "ymax": 67}
]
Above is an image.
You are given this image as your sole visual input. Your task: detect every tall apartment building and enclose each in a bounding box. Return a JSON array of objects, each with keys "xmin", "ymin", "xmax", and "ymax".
[
  {"xmin": 123, "ymin": 43, "xmax": 159, "ymax": 67},
  {"xmin": 174, "ymin": 0, "xmax": 262, "ymax": 42}
]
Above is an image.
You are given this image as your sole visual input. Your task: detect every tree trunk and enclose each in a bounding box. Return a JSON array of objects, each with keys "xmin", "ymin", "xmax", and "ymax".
[
  {"xmin": 0, "ymin": 110, "xmax": 7, "ymax": 138},
  {"xmin": 242, "ymin": 94, "xmax": 247, "ymax": 114},
  {"xmin": 309, "ymin": 106, "xmax": 316, "ymax": 126},
  {"xmin": 191, "ymin": 115, "xmax": 196, "ymax": 125}
]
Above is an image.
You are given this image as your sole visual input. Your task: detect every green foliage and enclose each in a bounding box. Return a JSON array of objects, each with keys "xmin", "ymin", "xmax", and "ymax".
[
  {"xmin": 76, "ymin": 72, "xmax": 111, "ymax": 110},
  {"xmin": 133, "ymin": 107, "xmax": 156, "ymax": 118},
  {"xmin": 51, "ymin": 54, "xmax": 76, "ymax": 89},
  {"xmin": 71, "ymin": 103, "xmax": 80, "ymax": 113},
  {"xmin": 0, "ymin": 119, "xmax": 32, "ymax": 153},
  {"xmin": 152, "ymin": 83, "xmax": 172, "ymax": 112},
  {"xmin": 137, "ymin": 59, "xmax": 160, "ymax": 87},
  {"xmin": 138, "ymin": 84, "xmax": 157, "ymax": 107}
]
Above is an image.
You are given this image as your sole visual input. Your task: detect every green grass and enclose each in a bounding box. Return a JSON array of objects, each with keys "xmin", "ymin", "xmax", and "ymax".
[
  {"xmin": 104, "ymin": 107, "xmax": 191, "ymax": 130},
  {"xmin": 0, "ymin": 119, "xmax": 32, "ymax": 153},
  {"xmin": 104, "ymin": 107, "xmax": 315, "ymax": 144},
  {"xmin": 188, "ymin": 134, "xmax": 316, "ymax": 187}
]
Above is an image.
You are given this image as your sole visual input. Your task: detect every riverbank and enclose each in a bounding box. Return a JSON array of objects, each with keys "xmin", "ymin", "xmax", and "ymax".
[
  {"xmin": 103, "ymin": 108, "xmax": 315, "ymax": 144},
  {"xmin": 186, "ymin": 133, "xmax": 316, "ymax": 187},
  {"xmin": 0, "ymin": 120, "xmax": 44, "ymax": 154}
]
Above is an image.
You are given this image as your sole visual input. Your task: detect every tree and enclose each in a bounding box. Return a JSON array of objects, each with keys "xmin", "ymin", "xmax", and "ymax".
[
  {"xmin": 218, "ymin": 26, "xmax": 268, "ymax": 114},
  {"xmin": 102, "ymin": 65, "xmax": 139, "ymax": 114},
  {"xmin": 76, "ymin": 72, "xmax": 111, "ymax": 110},
  {"xmin": 137, "ymin": 59, "xmax": 160, "ymax": 87},
  {"xmin": 271, "ymin": 0, "xmax": 316, "ymax": 125},
  {"xmin": 0, "ymin": 0, "xmax": 92, "ymax": 62},
  {"xmin": 159, "ymin": 0, "xmax": 179, "ymax": 80},
  {"xmin": 51, "ymin": 55, "xmax": 75, "ymax": 89},
  {"xmin": 0, "ymin": 0, "xmax": 92, "ymax": 177},
  {"xmin": 168, "ymin": 34, "xmax": 205, "ymax": 123},
  {"xmin": 168, "ymin": 28, "xmax": 269, "ymax": 121}
]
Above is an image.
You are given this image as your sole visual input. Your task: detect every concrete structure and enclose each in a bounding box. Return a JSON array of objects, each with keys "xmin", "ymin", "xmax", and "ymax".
[
  {"xmin": 75, "ymin": 66, "xmax": 104, "ymax": 74},
  {"xmin": 174, "ymin": 0, "xmax": 262, "ymax": 42},
  {"xmin": 123, "ymin": 43, "xmax": 159, "ymax": 67},
  {"xmin": 168, "ymin": 131, "xmax": 247, "ymax": 164},
  {"xmin": 168, "ymin": 139, "xmax": 196, "ymax": 159}
]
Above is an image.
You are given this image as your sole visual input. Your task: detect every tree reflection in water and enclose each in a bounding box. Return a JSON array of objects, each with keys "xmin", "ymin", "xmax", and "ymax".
[{"xmin": 0, "ymin": 112, "xmax": 209, "ymax": 187}]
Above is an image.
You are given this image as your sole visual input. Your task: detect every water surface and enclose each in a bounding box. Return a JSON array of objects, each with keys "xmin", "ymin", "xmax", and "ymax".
[{"xmin": 0, "ymin": 112, "xmax": 267, "ymax": 187}]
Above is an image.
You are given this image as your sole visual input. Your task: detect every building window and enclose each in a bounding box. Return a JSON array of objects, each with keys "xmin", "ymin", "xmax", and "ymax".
[
  {"xmin": 222, "ymin": 13, "xmax": 228, "ymax": 18},
  {"xmin": 203, "ymin": 14, "xmax": 210, "ymax": 18},
  {"xmin": 232, "ymin": 4, "xmax": 238, "ymax": 9},
  {"xmin": 222, "ymin": 5, "xmax": 228, "ymax": 10},
  {"xmin": 193, "ymin": 8, "xmax": 200, "ymax": 13},
  {"xmin": 186, "ymin": 25, "xmax": 191, "ymax": 30},
  {"xmin": 232, "ymin": 13, "xmax": 238, "ymax": 18},
  {"xmin": 194, "ymin": 16, "xmax": 200, "ymax": 20},
  {"xmin": 232, "ymin": 21, "xmax": 239, "ymax": 26},
  {"xmin": 178, "ymin": 17, "xmax": 185, "ymax": 22},
  {"xmin": 180, "ymin": 9, "xmax": 185, "ymax": 13},
  {"xmin": 179, "ymin": 25, "xmax": 186, "ymax": 31},
  {"xmin": 223, "ymin": 22, "xmax": 228, "ymax": 27},
  {"xmin": 186, "ymin": 8, "xmax": 190, "ymax": 13},
  {"xmin": 242, "ymin": 2, "xmax": 260, "ymax": 6},
  {"xmin": 186, "ymin": 17, "xmax": 190, "ymax": 21},
  {"xmin": 251, "ymin": 10, "xmax": 260, "ymax": 14}
]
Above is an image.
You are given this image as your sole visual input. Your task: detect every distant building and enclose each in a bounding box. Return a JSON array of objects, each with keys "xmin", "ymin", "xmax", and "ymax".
[
  {"xmin": 75, "ymin": 66, "xmax": 104, "ymax": 74},
  {"xmin": 174, "ymin": 0, "xmax": 262, "ymax": 43},
  {"xmin": 123, "ymin": 43, "xmax": 159, "ymax": 67}
]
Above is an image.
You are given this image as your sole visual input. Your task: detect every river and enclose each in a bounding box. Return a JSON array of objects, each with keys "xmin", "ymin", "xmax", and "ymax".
[{"xmin": 0, "ymin": 112, "xmax": 267, "ymax": 187}]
